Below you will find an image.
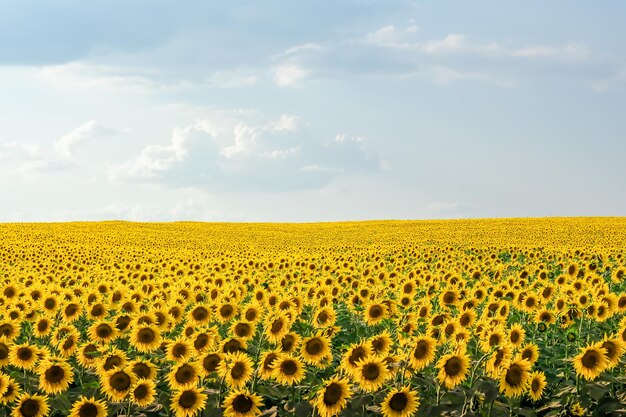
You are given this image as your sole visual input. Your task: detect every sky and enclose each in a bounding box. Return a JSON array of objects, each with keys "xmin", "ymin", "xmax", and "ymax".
[{"xmin": 1, "ymin": 1, "xmax": 625, "ymax": 222}]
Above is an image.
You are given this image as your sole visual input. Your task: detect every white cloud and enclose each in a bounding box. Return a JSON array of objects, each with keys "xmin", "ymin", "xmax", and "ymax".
[
  {"xmin": 111, "ymin": 111, "xmax": 382, "ymax": 192},
  {"xmin": 366, "ymin": 24, "xmax": 419, "ymax": 48},
  {"xmin": 54, "ymin": 120, "xmax": 97, "ymax": 159},
  {"xmin": 271, "ymin": 64, "xmax": 309, "ymax": 87}
]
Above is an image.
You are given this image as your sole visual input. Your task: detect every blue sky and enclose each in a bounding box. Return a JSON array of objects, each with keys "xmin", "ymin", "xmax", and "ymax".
[{"xmin": 1, "ymin": 1, "xmax": 625, "ymax": 221}]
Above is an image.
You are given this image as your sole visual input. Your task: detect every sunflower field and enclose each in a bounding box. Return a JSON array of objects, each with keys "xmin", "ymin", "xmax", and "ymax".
[{"xmin": 1, "ymin": 218, "xmax": 625, "ymax": 417}]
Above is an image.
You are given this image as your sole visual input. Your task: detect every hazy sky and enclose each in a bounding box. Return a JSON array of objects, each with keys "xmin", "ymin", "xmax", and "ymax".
[{"xmin": 1, "ymin": 1, "xmax": 625, "ymax": 222}]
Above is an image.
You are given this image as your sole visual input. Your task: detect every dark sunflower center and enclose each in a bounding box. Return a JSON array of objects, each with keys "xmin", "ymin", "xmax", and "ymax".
[
  {"xmin": 369, "ymin": 305, "xmax": 383, "ymax": 319},
  {"xmin": 91, "ymin": 305, "xmax": 104, "ymax": 317},
  {"xmin": 306, "ymin": 338, "xmax": 323, "ymax": 355},
  {"xmin": 37, "ymin": 321, "xmax": 49, "ymax": 332},
  {"xmin": 110, "ymin": 371, "xmax": 131, "ymax": 391},
  {"xmin": 17, "ymin": 347, "xmax": 33, "ymax": 361},
  {"xmin": 581, "ymin": 350, "xmax": 599, "ymax": 369},
  {"xmin": 460, "ymin": 314, "xmax": 470, "ymax": 326},
  {"xmin": 234, "ymin": 323, "xmax": 251, "ymax": 338},
  {"xmin": 116, "ymin": 316, "xmax": 131, "ymax": 331},
  {"xmin": 137, "ymin": 328, "xmax": 156, "ymax": 344},
  {"xmin": 323, "ymin": 383, "xmax": 342, "ymax": 405},
  {"xmin": 521, "ymin": 349, "xmax": 533, "ymax": 361},
  {"xmin": 443, "ymin": 292, "xmax": 455, "ymax": 304},
  {"xmin": 96, "ymin": 324, "xmax": 113, "ymax": 338},
  {"xmin": 78, "ymin": 402, "xmax": 98, "ymax": 417},
  {"xmin": 203, "ymin": 354, "xmax": 221, "ymax": 373},
  {"xmin": 414, "ymin": 340, "xmax": 429, "ymax": 360},
  {"xmin": 271, "ymin": 319, "xmax": 284, "ymax": 334},
  {"xmin": 192, "ymin": 307, "xmax": 208, "ymax": 321},
  {"xmin": 231, "ymin": 362, "xmax": 246, "ymax": 379},
  {"xmin": 389, "ymin": 392, "xmax": 409, "ymax": 411},
  {"xmin": 176, "ymin": 365, "xmax": 195, "ymax": 383},
  {"xmin": 62, "ymin": 337, "xmax": 75, "ymax": 350},
  {"xmin": 444, "ymin": 357, "xmax": 462, "ymax": 376},
  {"xmin": 602, "ymin": 341, "xmax": 616, "ymax": 360},
  {"xmin": 194, "ymin": 334, "xmax": 209, "ymax": 349},
  {"xmin": 505, "ymin": 364, "xmax": 523, "ymax": 386},
  {"xmin": 0, "ymin": 343, "xmax": 8, "ymax": 359},
  {"xmin": 45, "ymin": 365, "xmax": 65, "ymax": 383},
  {"xmin": 531, "ymin": 378, "xmax": 540, "ymax": 392},
  {"xmin": 349, "ymin": 347, "xmax": 366, "ymax": 366},
  {"xmin": 104, "ymin": 356, "xmax": 122, "ymax": 371},
  {"xmin": 372, "ymin": 339, "xmax": 384, "ymax": 352},
  {"xmin": 179, "ymin": 391, "xmax": 197, "ymax": 409},
  {"xmin": 362, "ymin": 363, "xmax": 380, "ymax": 380},
  {"xmin": 172, "ymin": 344, "xmax": 187, "ymax": 358},
  {"xmin": 489, "ymin": 334, "xmax": 500, "ymax": 347},
  {"xmin": 134, "ymin": 384, "xmax": 149, "ymax": 399},
  {"xmin": 245, "ymin": 310, "xmax": 257, "ymax": 321},
  {"xmin": 232, "ymin": 394, "xmax": 253, "ymax": 412},
  {"xmin": 133, "ymin": 363, "xmax": 151, "ymax": 378},
  {"xmin": 510, "ymin": 331, "xmax": 520, "ymax": 343},
  {"xmin": 44, "ymin": 298, "xmax": 56, "ymax": 309},
  {"xmin": 223, "ymin": 339, "xmax": 242, "ymax": 353},
  {"xmin": 65, "ymin": 304, "xmax": 79, "ymax": 316},
  {"xmin": 20, "ymin": 399, "xmax": 40, "ymax": 417},
  {"xmin": 281, "ymin": 335, "xmax": 295, "ymax": 351},
  {"xmin": 280, "ymin": 360, "xmax": 298, "ymax": 375},
  {"xmin": 220, "ymin": 305, "xmax": 234, "ymax": 318},
  {"xmin": 318, "ymin": 311, "xmax": 328, "ymax": 323}
]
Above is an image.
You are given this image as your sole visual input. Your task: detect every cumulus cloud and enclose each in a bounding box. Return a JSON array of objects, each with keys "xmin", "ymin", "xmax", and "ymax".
[
  {"xmin": 270, "ymin": 64, "xmax": 309, "ymax": 87},
  {"xmin": 110, "ymin": 111, "xmax": 382, "ymax": 192},
  {"xmin": 0, "ymin": 120, "xmax": 117, "ymax": 175}
]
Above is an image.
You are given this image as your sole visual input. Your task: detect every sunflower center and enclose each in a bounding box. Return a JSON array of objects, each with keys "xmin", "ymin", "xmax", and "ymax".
[
  {"xmin": 20, "ymin": 399, "xmax": 41, "ymax": 417},
  {"xmin": 220, "ymin": 305, "xmax": 234, "ymax": 318},
  {"xmin": 37, "ymin": 321, "xmax": 49, "ymax": 332},
  {"xmin": 245, "ymin": 309, "xmax": 257, "ymax": 321},
  {"xmin": 133, "ymin": 362, "xmax": 151, "ymax": 378},
  {"xmin": 17, "ymin": 347, "xmax": 33, "ymax": 361},
  {"xmin": 601, "ymin": 341, "xmax": 616, "ymax": 360},
  {"xmin": 134, "ymin": 384, "xmax": 149, "ymax": 399},
  {"xmin": 460, "ymin": 314, "xmax": 470, "ymax": 326},
  {"xmin": 104, "ymin": 356, "xmax": 122, "ymax": 371},
  {"xmin": 521, "ymin": 349, "xmax": 533, "ymax": 361},
  {"xmin": 176, "ymin": 365, "xmax": 195, "ymax": 383},
  {"xmin": 443, "ymin": 291, "xmax": 455, "ymax": 304},
  {"xmin": 110, "ymin": 371, "xmax": 131, "ymax": 391},
  {"xmin": 318, "ymin": 311, "xmax": 329, "ymax": 324},
  {"xmin": 369, "ymin": 305, "xmax": 383, "ymax": 318},
  {"xmin": 581, "ymin": 350, "xmax": 599, "ymax": 369},
  {"xmin": 531, "ymin": 378, "xmax": 540, "ymax": 392},
  {"xmin": 203, "ymin": 354, "xmax": 221, "ymax": 373},
  {"xmin": 362, "ymin": 363, "xmax": 380, "ymax": 380},
  {"xmin": 444, "ymin": 357, "xmax": 462, "ymax": 376},
  {"xmin": 306, "ymin": 338, "xmax": 323, "ymax": 356},
  {"xmin": 280, "ymin": 360, "xmax": 298, "ymax": 375},
  {"xmin": 505, "ymin": 364, "xmax": 523, "ymax": 386},
  {"xmin": 271, "ymin": 319, "xmax": 284, "ymax": 334},
  {"xmin": 323, "ymin": 383, "xmax": 342, "ymax": 405},
  {"xmin": 372, "ymin": 339, "xmax": 384, "ymax": 352},
  {"xmin": 192, "ymin": 307, "xmax": 208, "ymax": 321},
  {"xmin": 44, "ymin": 298, "xmax": 56, "ymax": 309},
  {"xmin": 45, "ymin": 365, "xmax": 65, "ymax": 383},
  {"xmin": 232, "ymin": 394, "xmax": 253, "ymax": 412},
  {"xmin": 281, "ymin": 335, "xmax": 295, "ymax": 351},
  {"xmin": 234, "ymin": 323, "xmax": 251, "ymax": 338},
  {"xmin": 414, "ymin": 340, "xmax": 429, "ymax": 360},
  {"xmin": 389, "ymin": 392, "xmax": 409, "ymax": 411},
  {"xmin": 78, "ymin": 403, "xmax": 98, "ymax": 417},
  {"xmin": 179, "ymin": 391, "xmax": 197, "ymax": 409},
  {"xmin": 137, "ymin": 328, "xmax": 156, "ymax": 344},
  {"xmin": 172, "ymin": 344, "xmax": 187, "ymax": 358},
  {"xmin": 349, "ymin": 347, "xmax": 367, "ymax": 366},
  {"xmin": 231, "ymin": 362, "xmax": 246, "ymax": 379},
  {"xmin": 489, "ymin": 334, "xmax": 500, "ymax": 347},
  {"xmin": 510, "ymin": 332, "xmax": 520, "ymax": 343},
  {"xmin": 65, "ymin": 304, "xmax": 79, "ymax": 316},
  {"xmin": 96, "ymin": 324, "xmax": 113, "ymax": 338},
  {"xmin": 223, "ymin": 339, "xmax": 242, "ymax": 353},
  {"xmin": 0, "ymin": 343, "xmax": 8, "ymax": 359}
]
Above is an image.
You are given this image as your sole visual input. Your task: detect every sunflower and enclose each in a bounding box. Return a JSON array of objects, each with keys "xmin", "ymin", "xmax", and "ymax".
[
  {"xmin": 272, "ymin": 354, "xmax": 306, "ymax": 385},
  {"xmin": 68, "ymin": 397, "xmax": 107, "ymax": 417},
  {"xmin": 599, "ymin": 336, "xmax": 625, "ymax": 369},
  {"xmin": 279, "ymin": 332, "xmax": 300, "ymax": 353},
  {"xmin": 33, "ymin": 318, "xmax": 53, "ymax": 338},
  {"xmin": 363, "ymin": 302, "xmax": 388, "ymax": 325},
  {"xmin": 96, "ymin": 348, "xmax": 128, "ymax": 374},
  {"xmin": 130, "ymin": 359, "xmax": 158, "ymax": 381},
  {"xmin": 222, "ymin": 389, "xmax": 263, "ymax": 417},
  {"xmin": 408, "ymin": 335, "xmax": 437, "ymax": 371},
  {"xmin": 9, "ymin": 344, "xmax": 39, "ymax": 371},
  {"xmin": 130, "ymin": 325, "xmax": 162, "ymax": 353},
  {"xmin": 437, "ymin": 352, "xmax": 470, "ymax": 389},
  {"xmin": 131, "ymin": 379, "xmax": 156, "ymax": 407},
  {"xmin": 200, "ymin": 352, "xmax": 223, "ymax": 378},
  {"xmin": 314, "ymin": 376, "xmax": 352, "ymax": 417},
  {"xmin": 519, "ymin": 343, "xmax": 540, "ymax": 365},
  {"xmin": 265, "ymin": 313, "xmax": 290, "ymax": 344},
  {"xmin": 101, "ymin": 367, "xmax": 136, "ymax": 401},
  {"xmin": 11, "ymin": 393, "xmax": 49, "ymax": 417},
  {"xmin": 37, "ymin": 359, "xmax": 74, "ymax": 395},
  {"xmin": 508, "ymin": 324, "xmax": 525, "ymax": 347},
  {"xmin": 528, "ymin": 371, "xmax": 547, "ymax": 401},
  {"xmin": 301, "ymin": 332, "xmax": 332, "ymax": 366},
  {"xmin": 480, "ymin": 327, "xmax": 506, "ymax": 353},
  {"xmin": 369, "ymin": 331, "xmax": 393, "ymax": 356},
  {"xmin": 166, "ymin": 338, "xmax": 195, "ymax": 363},
  {"xmin": 457, "ymin": 309, "xmax": 476, "ymax": 329},
  {"xmin": 1, "ymin": 378, "xmax": 20, "ymax": 405},
  {"xmin": 216, "ymin": 302, "xmax": 238, "ymax": 323},
  {"xmin": 381, "ymin": 386, "xmax": 420, "ymax": 417},
  {"xmin": 353, "ymin": 357, "xmax": 390, "ymax": 392},
  {"xmin": 88, "ymin": 320, "xmax": 118, "ymax": 344},
  {"xmin": 171, "ymin": 387, "xmax": 207, "ymax": 417},
  {"xmin": 188, "ymin": 304, "xmax": 211, "ymax": 326},
  {"xmin": 314, "ymin": 307, "xmax": 336, "ymax": 328},
  {"xmin": 231, "ymin": 321, "xmax": 255, "ymax": 341},
  {"xmin": 573, "ymin": 344, "xmax": 609, "ymax": 380},
  {"xmin": 218, "ymin": 352, "xmax": 254, "ymax": 389},
  {"xmin": 167, "ymin": 361, "xmax": 201, "ymax": 390},
  {"xmin": 341, "ymin": 342, "xmax": 372, "ymax": 376},
  {"xmin": 485, "ymin": 345, "xmax": 511, "ymax": 379},
  {"xmin": 498, "ymin": 358, "xmax": 532, "ymax": 398}
]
